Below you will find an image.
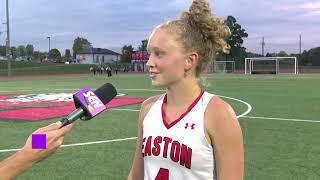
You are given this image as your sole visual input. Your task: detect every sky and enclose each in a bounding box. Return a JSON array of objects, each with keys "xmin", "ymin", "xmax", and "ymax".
[{"xmin": 0, "ymin": 0, "xmax": 319, "ymax": 55}]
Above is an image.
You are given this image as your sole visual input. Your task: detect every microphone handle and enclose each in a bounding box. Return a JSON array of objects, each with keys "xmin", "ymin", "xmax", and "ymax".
[
  {"xmin": 59, "ymin": 108, "xmax": 85, "ymax": 128},
  {"xmin": 60, "ymin": 117, "xmax": 71, "ymax": 128}
]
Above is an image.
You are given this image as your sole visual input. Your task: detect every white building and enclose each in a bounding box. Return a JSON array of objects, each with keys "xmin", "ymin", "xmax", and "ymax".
[{"xmin": 76, "ymin": 48, "xmax": 120, "ymax": 64}]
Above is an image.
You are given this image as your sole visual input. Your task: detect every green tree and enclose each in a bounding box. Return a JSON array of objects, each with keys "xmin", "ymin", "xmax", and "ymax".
[
  {"xmin": 33, "ymin": 51, "xmax": 41, "ymax": 61},
  {"xmin": 17, "ymin": 45, "xmax": 26, "ymax": 57},
  {"xmin": 278, "ymin": 50, "xmax": 288, "ymax": 57},
  {"xmin": 10, "ymin": 47, "xmax": 18, "ymax": 59},
  {"xmin": 138, "ymin": 39, "xmax": 148, "ymax": 51},
  {"xmin": 72, "ymin": 37, "xmax": 92, "ymax": 58},
  {"xmin": 225, "ymin": 16, "xmax": 248, "ymax": 61},
  {"xmin": 300, "ymin": 47, "xmax": 320, "ymax": 66},
  {"xmin": 48, "ymin": 48, "xmax": 62, "ymax": 62},
  {"xmin": 0, "ymin": 45, "xmax": 6, "ymax": 56},
  {"xmin": 64, "ymin": 49, "xmax": 72, "ymax": 62},
  {"xmin": 26, "ymin": 44, "xmax": 34, "ymax": 57},
  {"xmin": 300, "ymin": 50, "xmax": 309, "ymax": 65},
  {"xmin": 121, "ymin": 45, "xmax": 134, "ymax": 63},
  {"xmin": 246, "ymin": 52, "xmax": 262, "ymax": 58},
  {"xmin": 33, "ymin": 51, "xmax": 47, "ymax": 62}
]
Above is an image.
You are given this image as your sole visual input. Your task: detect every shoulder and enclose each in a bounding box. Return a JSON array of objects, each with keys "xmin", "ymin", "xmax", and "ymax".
[
  {"xmin": 141, "ymin": 95, "xmax": 162, "ymax": 111},
  {"xmin": 138, "ymin": 94, "xmax": 163, "ymax": 122},
  {"xmin": 206, "ymin": 96, "xmax": 236, "ymax": 119},
  {"xmin": 204, "ymin": 96, "xmax": 240, "ymax": 139}
]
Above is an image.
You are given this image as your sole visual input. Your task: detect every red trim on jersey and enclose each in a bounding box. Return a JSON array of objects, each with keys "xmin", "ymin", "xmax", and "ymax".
[{"xmin": 161, "ymin": 89, "xmax": 204, "ymax": 129}]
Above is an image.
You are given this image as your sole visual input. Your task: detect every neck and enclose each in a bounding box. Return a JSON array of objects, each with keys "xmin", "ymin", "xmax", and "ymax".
[{"xmin": 165, "ymin": 76, "xmax": 202, "ymax": 107}]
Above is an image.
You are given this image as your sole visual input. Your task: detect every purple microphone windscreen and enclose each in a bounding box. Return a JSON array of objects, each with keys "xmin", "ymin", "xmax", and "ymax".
[
  {"xmin": 59, "ymin": 83, "xmax": 117, "ymax": 128},
  {"xmin": 94, "ymin": 83, "xmax": 117, "ymax": 105}
]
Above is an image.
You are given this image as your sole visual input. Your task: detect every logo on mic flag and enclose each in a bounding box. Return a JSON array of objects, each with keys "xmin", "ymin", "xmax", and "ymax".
[{"xmin": 73, "ymin": 88, "xmax": 106, "ymax": 119}]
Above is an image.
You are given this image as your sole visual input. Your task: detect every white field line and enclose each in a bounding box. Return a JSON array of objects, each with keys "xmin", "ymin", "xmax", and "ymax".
[
  {"xmin": 243, "ymin": 116, "xmax": 319, "ymax": 123},
  {"xmin": 110, "ymin": 108, "xmax": 319, "ymax": 123},
  {"xmin": 110, "ymin": 108, "xmax": 139, "ymax": 112},
  {"xmin": 0, "ymin": 88, "xmax": 253, "ymax": 118},
  {"xmin": 1, "ymin": 89, "xmax": 316, "ymax": 154},
  {"xmin": 218, "ymin": 95, "xmax": 252, "ymax": 118},
  {"xmin": 1, "ymin": 113, "xmax": 318, "ymax": 153},
  {"xmin": 0, "ymin": 92, "xmax": 252, "ymax": 153},
  {"xmin": 0, "ymin": 137, "xmax": 137, "ymax": 153}
]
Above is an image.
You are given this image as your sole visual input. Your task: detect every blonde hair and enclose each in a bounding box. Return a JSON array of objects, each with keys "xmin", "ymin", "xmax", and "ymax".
[{"xmin": 158, "ymin": 0, "xmax": 230, "ymax": 77}]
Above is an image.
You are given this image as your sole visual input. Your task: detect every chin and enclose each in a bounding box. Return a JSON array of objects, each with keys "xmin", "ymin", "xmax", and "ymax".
[
  {"xmin": 151, "ymin": 81, "xmax": 162, "ymax": 87},
  {"xmin": 151, "ymin": 80, "xmax": 166, "ymax": 88}
]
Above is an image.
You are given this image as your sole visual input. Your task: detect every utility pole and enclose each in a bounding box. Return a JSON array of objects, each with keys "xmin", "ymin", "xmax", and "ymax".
[
  {"xmin": 6, "ymin": 0, "xmax": 11, "ymax": 77},
  {"xmin": 299, "ymin": 34, "xmax": 301, "ymax": 55},
  {"xmin": 298, "ymin": 34, "xmax": 301, "ymax": 74},
  {"xmin": 47, "ymin": 36, "xmax": 51, "ymax": 52},
  {"xmin": 46, "ymin": 36, "xmax": 50, "ymax": 61},
  {"xmin": 261, "ymin": 37, "xmax": 265, "ymax": 56}
]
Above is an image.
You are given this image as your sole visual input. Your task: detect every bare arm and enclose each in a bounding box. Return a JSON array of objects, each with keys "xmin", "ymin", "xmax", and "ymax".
[
  {"xmin": 128, "ymin": 96, "xmax": 159, "ymax": 180},
  {"xmin": 127, "ymin": 109, "xmax": 144, "ymax": 180},
  {"xmin": 0, "ymin": 121, "xmax": 73, "ymax": 179},
  {"xmin": 0, "ymin": 149, "xmax": 35, "ymax": 180},
  {"xmin": 205, "ymin": 97, "xmax": 244, "ymax": 180}
]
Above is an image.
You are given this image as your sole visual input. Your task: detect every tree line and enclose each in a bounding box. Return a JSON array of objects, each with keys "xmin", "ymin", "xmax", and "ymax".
[
  {"xmin": 120, "ymin": 16, "xmax": 319, "ymax": 66},
  {"xmin": 1, "ymin": 15, "xmax": 318, "ymax": 66},
  {"xmin": 120, "ymin": 16, "xmax": 249, "ymax": 63},
  {"xmin": 0, "ymin": 37, "xmax": 88, "ymax": 63},
  {"xmin": 0, "ymin": 44, "xmax": 34, "ymax": 59}
]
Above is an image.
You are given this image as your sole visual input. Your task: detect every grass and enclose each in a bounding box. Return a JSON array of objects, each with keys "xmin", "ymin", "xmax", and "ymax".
[
  {"xmin": 0, "ymin": 61, "xmax": 92, "ymax": 76},
  {"xmin": 0, "ymin": 73, "xmax": 319, "ymax": 179}
]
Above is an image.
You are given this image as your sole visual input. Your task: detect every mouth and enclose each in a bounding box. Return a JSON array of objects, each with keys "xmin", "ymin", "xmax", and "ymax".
[{"xmin": 149, "ymin": 72, "xmax": 159, "ymax": 78}]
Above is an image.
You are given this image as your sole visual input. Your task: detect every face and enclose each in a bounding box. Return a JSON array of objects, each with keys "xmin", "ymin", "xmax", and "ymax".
[{"xmin": 146, "ymin": 28, "xmax": 187, "ymax": 87}]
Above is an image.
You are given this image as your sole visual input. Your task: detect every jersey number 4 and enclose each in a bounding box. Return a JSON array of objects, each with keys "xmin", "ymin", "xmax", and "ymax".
[{"xmin": 155, "ymin": 168, "xmax": 169, "ymax": 180}]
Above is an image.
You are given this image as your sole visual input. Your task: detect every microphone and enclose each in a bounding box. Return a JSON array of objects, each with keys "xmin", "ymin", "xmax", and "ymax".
[{"xmin": 60, "ymin": 83, "xmax": 117, "ymax": 128}]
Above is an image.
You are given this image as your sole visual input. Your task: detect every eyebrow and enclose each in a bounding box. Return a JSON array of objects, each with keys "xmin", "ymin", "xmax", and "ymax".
[{"xmin": 147, "ymin": 47, "xmax": 165, "ymax": 53}]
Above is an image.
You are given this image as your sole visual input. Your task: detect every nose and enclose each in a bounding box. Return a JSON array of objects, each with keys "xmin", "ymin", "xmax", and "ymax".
[{"xmin": 146, "ymin": 54, "xmax": 155, "ymax": 70}]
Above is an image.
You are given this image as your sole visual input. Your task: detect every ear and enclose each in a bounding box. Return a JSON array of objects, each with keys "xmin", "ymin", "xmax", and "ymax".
[{"xmin": 184, "ymin": 52, "xmax": 199, "ymax": 71}]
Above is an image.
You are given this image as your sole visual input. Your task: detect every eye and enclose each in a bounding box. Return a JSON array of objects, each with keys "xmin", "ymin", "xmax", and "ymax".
[
  {"xmin": 155, "ymin": 51, "xmax": 161, "ymax": 57},
  {"xmin": 154, "ymin": 51, "xmax": 164, "ymax": 58}
]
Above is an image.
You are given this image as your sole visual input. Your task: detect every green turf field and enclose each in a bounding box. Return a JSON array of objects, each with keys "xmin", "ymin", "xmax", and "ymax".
[
  {"xmin": 0, "ymin": 61, "xmax": 92, "ymax": 76},
  {"xmin": 0, "ymin": 73, "xmax": 319, "ymax": 179}
]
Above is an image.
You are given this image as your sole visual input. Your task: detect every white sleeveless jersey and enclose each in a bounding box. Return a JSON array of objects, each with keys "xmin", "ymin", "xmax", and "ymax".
[{"xmin": 142, "ymin": 90, "xmax": 216, "ymax": 180}]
